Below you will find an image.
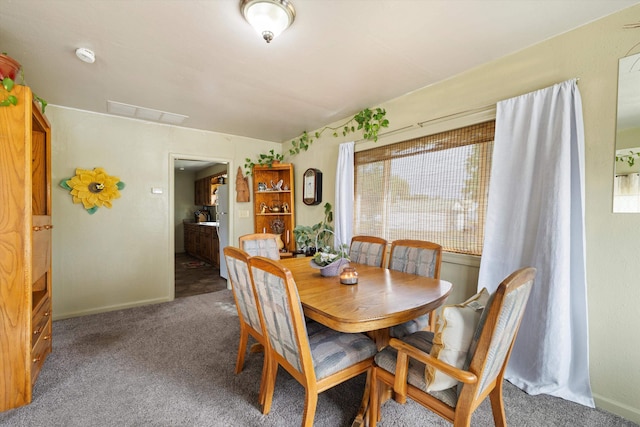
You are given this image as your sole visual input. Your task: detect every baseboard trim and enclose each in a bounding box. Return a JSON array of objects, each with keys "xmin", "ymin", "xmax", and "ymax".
[
  {"xmin": 53, "ymin": 296, "xmax": 173, "ymax": 321},
  {"xmin": 593, "ymin": 393, "xmax": 640, "ymax": 424}
]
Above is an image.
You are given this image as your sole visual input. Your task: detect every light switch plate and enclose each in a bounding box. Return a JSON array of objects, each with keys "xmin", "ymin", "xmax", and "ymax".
[{"xmin": 239, "ymin": 210, "xmax": 249, "ymax": 218}]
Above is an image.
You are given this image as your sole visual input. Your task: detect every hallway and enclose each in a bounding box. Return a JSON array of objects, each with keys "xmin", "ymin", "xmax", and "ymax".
[{"xmin": 174, "ymin": 252, "xmax": 227, "ymax": 298}]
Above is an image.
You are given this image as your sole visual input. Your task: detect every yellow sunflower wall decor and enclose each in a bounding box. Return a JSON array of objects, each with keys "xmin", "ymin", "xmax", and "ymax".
[{"xmin": 60, "ymin": 167, "xmax": 125, "ymax": 214}]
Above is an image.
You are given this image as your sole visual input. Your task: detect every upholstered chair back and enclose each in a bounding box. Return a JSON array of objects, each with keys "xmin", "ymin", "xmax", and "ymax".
[
  {"xmin": 224, "ymin": 246, "xmax": 261, "ymax": 333},
  {"xmin": 349, "ymin": 235, "xmax": 388, "ymax": 267},
  {"xmin": 239, "ymin": 233, "xmax": 280, "ymax": 260},
  {"xmin": 388, "ymin": 239, "xmax": 442, "ymax": 278},
  {"xmin": 249, "ymin": 257, "xmax": 308, "ymax": 375},
  {"xmin": 388, "ymin": 239, "xmax": 443, "ymax": 337},
  {"xmin": 467, "ymin": 273, "xmax": 535, "ymax": 399}
]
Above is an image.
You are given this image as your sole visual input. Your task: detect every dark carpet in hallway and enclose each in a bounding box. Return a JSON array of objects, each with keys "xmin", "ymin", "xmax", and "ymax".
[{"xmin": 175, "ymin": 252, "xmax": 228, "ymax": 298}]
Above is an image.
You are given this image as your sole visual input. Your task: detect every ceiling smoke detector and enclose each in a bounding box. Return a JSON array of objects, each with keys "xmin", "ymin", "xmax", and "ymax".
[{"xmin": 75, "ymin": 48, "xmax": 96, "ymax": 64}]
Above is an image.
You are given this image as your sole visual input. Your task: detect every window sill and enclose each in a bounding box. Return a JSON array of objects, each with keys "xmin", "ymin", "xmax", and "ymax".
[{"xmin": 442, "ymin": 251, "xmax": 481, "ymax": 268}]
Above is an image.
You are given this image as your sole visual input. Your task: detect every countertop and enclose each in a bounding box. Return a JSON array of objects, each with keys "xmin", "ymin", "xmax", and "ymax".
[{"xmin": 183, "ymin": 221, "xmax": 219, "ymax": 227}]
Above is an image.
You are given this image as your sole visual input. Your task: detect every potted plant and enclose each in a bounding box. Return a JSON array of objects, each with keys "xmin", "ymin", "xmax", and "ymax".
[
  {"xmin": 0, "ymin": 53, "xmax": 20, "ymax": 81},
  {"xmin": 244, "ymin": 149, "xmax": 284, "ymax": 176},
  {"xmin": 0, "ymin": 53, "xmax": 47, "ymax": 112},
  {"xmin": 309, "ymin": 231, "xmax": 350, "ymax": 277},
  {"xmin": 0, "ymin": 53, "xmax": 20, "ymax": 108},
  {"xmin": 293, "ymin": 202, "xmax": 333, "ymax": 256}
]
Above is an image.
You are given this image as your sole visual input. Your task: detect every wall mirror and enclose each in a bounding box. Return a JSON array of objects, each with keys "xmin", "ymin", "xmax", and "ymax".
[{"xmin": 614, "ymin": 51, "xmax": 640, "ymax": 212}]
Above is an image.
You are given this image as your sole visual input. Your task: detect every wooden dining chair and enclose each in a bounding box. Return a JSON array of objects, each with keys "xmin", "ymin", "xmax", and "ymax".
[
  {"xmin": 349, "ymin": 235, "xmax": 388, "ymax": 267},
  {"xmin": 239, "ymin": 233, "xmax": 280, "ymax": 260},
  {"xmin": 369, "ymin": 267, "xmax": 536, "ymax": 427},
  {"xmin": 388, "ymin": 239, "xmax": 443, "ymax": 336},
  {"xmin": 247, "ymin": 256, "xmax": 378, "ymax": 427},
  {"xmin": 222, "ymin": 246, "xmax": 270, "ymax": 407}
]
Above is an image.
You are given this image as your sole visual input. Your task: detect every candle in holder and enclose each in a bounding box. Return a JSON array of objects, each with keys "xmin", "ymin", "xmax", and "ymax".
[{"xmin": 340, "ymin": 267, "xmax": 358, "ymax": 285}]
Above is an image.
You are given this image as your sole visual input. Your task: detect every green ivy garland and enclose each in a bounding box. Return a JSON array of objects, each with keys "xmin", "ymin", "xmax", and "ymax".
[
  {"xmin": 616, "ymin": 151, "xmax": 640, "ymax": 167},
  {"xmin": 287, "ymin": 107, "xmax": 388, "ymax": 155},
  {"xmin": 244, "ymin": 107, "xmax": 389, "ymax": 175}
]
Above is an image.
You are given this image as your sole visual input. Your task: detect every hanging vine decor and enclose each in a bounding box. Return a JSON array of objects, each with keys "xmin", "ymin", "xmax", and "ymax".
[
  {"xmin": 287, "ymin": 107, "xmax": 389, "ymax": 156},
  {"xmin": 60, "ymin": 167, "xmax": 125, "ymax": 214},
  {"xmin": 244, "ymin": 107, "xmax": 389, "ymax": 175},
  {"xmin": 616, "ymin": 151, "xmax": 640, "ymax": 167}
]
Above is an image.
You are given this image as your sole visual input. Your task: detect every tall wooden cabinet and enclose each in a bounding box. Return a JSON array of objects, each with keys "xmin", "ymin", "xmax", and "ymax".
[
  {"xmin": 252, "ymin": 163, "xmax": 296, "ymax": 254},
  {"xmin": 0, "ymin": 85, "xmax": 52, "ymax": 411}
]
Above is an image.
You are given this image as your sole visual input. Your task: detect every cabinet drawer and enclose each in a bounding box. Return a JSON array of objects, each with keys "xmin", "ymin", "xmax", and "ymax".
[
  {"xmin": 31, "ymin": 320, "xmax": 51, "ymax": 385},
  {"xmin": 32, "ymin": 296, "xmax": 51, "ymax": 346}
]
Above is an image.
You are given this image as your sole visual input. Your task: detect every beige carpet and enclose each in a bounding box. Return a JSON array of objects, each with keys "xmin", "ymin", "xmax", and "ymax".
[{"xmin": 0, "ymin": 290, "xmax": 636, "ymax": 426}]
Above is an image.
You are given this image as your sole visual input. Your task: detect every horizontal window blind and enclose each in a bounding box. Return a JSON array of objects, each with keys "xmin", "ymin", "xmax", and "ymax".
[{"xmin": 354, "ymin": 120, "xmax": 494, "ymax": 255}]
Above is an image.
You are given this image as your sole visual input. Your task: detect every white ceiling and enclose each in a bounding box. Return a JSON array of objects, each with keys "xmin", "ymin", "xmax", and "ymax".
[{"xmin": 1, "ymin": 0, "xmax": 637, "ymax": 143}]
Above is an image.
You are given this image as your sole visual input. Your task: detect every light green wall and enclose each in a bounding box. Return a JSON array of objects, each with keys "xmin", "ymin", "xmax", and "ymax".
[
  {"xmin": 49, "ymin": 107, "xmax": 279, "ymax": 318},
  {"xmin": 288, "ymin": 5, "xmax": 640, "ymax": 423},
  {"xmin": 46, "ymin": 4, "xmax": 640, "ymax": 422}
]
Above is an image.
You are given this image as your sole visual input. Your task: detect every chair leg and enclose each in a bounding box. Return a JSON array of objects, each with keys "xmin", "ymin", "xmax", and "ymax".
[
  {"xmin": 428, "ymin": 311, "xmax": 437, "ymax": 332},
  {"xmin": 489, "ymin": 383, "xmax": 507, "ymax": 427},
  {"xmin": 261, "ymin": 357, "xmax": 278, "ymax": 415},
  {"xmin": 352, "ymin": 369, "xmax": 372, "ymax": 427},
  {"xmin": 301, "ymin": 389, "xmax": 318, "ymax": 427},
  {"xmin": 452, "ymin": 407, "xmax": 473, "ymax": 427},
  {"xmin": 257, "ymin": 350, "xmax": 269, "ymax": 406},
  {"xmin": 369, "ymin": 368, "xmax": 379, "ymax": 426},
  {"xmin": 235, "ymin": 327, "xmax": 248, "ymax": 374}
]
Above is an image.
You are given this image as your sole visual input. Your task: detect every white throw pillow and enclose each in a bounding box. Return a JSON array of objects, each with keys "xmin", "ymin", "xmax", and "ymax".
[{"xmin": 425, "ymin": 288, "xmax": 490, "ymax": 391}]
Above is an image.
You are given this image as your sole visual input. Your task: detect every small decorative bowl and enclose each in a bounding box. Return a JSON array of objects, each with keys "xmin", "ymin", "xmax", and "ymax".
[{"xmin": 310, "ymin": 258, "xmax": 350, "ymax": 277}]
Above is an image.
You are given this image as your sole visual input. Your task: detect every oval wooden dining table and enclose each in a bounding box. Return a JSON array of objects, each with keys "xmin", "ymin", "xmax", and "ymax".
[
  {"xmin": 279, "ymin": 257, "xmax": 453, "ymax": 350},
  {"xmin": 278, "ymin": 256, "xmax": 453, "ymax": 427}
]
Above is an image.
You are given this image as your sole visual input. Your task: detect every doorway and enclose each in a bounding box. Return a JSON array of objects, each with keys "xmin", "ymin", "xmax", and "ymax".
[{"xmin": 171, "ymin": 156, "xmax": 230, "ymax": 299}]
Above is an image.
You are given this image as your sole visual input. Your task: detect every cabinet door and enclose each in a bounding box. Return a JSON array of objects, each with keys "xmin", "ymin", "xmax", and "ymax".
[
  {"xmin": 194, "ymin": 178, "xmax": 203, "ymax": 205},
  {"xmin": 199, "ymin": 227, "xmax": 214, "ymax": 263},
  {"xmin": 211, "ymin": 232, "xmax": 220, "ymax": 268},
  {"xmin": 185, "ymin": 225, "xmax": 197, "ymax": 255}
]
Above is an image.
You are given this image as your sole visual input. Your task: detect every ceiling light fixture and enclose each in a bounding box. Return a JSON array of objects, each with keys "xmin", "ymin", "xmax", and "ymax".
[
  {"xmin": 75, "ymin": 47, "xmax": 96, "ymax": 64},
  {"xmin": 241, "ymin": 0, "xmax": 295, "ymax": 44}
]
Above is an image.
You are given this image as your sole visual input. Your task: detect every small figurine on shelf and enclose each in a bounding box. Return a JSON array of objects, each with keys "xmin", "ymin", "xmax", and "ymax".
[
  {"xmin": 271, "ymin": 179, "xmax": 283, "ymax": 191},
  {"xmin": 282, "ymin": 202, "xmax": 289, "ymax": 213},
  {"xmin": 260, "ymin": 202, "xmax": 268, "ymax": 214}
]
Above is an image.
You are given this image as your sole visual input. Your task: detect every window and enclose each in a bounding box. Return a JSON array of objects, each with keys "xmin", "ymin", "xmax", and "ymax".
[
  {"xmin": 614, "ymin": 173, "xmax": 640, "ymax": 212},
  {"xmin": 354, "ymin": 121, "xmax": 494, "ymax": 255}
]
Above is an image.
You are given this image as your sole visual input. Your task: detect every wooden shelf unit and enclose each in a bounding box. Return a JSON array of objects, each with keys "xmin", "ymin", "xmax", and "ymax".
[
  {"xmin": 0, "ymin": 85, "xmax": 52, "ymax": 411},
  {"xmin": 252, "ymin": 163, "xmax": 296, "ymax": 253}
]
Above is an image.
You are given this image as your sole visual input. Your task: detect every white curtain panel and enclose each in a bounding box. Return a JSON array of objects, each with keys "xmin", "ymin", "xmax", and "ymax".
[
  {"xmin": 478, "ymin": 80, "xmax": 594, "ymax": 407},
  {"xmin": 334, "ymin": 142, "xmax": 354, "ymax": 250}
]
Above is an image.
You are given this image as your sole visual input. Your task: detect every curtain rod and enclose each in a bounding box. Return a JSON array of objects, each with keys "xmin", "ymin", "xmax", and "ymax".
[
  {"xmin": 356, "ymin": 78, "xmax": 580, "ymax": 144},
  {"xmin": 355, "ymin": 104, "xmax": 495, "ymax": 144}
]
